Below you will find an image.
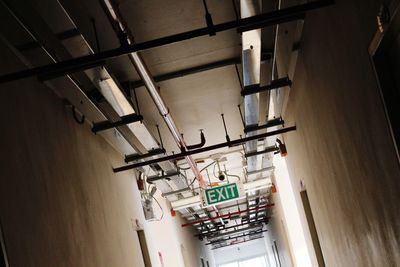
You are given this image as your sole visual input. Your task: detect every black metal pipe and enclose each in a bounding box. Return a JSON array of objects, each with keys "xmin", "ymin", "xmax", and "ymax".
[
  {"xmin": 237, "ymin": 104, "xmax": 245, "ymax": 127},
  {"xmin": 0, "ymin": 0, "xmax": 334, "ymax": 84},
  {"xmin": 113, "ymin": 126, "xmax": 296, "ymax": 173},
  {"xmin": 147, "ymin": 171, "xmax": 181, "ymax": 183},
  {"xmin": 221, "ymin": 114, "xmax": 230, "ymax": 142},
  {"xmin": 155, "ymin": 124, "xmax": 164, "ymax": 150},
  {"xmin": 186, "ymin": 131, "xmax": 206, "ymax": 150},
  {"xmin": 237, "ymin": 12, "xmax": 305, "ymax": 32},
  {"xmin": 91, "ymin": 113, "xmax": 143, "ymax": 133},
  {"xmin": 197, "ymin": 217, "xmax": 268, "ymax": 237},
  {"xmin": 124, "ymin": 148, "xmax": 166, "ymax": 163},
  {"xmin": 244, "ymin": 117, "xmax": 284, "ymax": 133},
  {"xmin": 241, "ymin": 77, "xmax": 292, "ymax": 96},
  {"xmin": 245, "ymin": 146, "xmax": 278, "ymax": 158},
  {"xmin": 207, "ymin": 224, "xmax": 263, "ymax": 239}
]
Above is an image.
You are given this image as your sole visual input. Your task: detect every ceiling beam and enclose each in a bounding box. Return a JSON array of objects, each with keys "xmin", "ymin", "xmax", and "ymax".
[
  {"xmin": 113, "ymin": 126, "xmax": 296, "ymax": 173},
  {"xmin": 0, "ymin": 0, "xmax": 335, "ymax": 84},
  {"xmin": 120, "ymin": 51, "xmax": 274, "ymax": 93}
]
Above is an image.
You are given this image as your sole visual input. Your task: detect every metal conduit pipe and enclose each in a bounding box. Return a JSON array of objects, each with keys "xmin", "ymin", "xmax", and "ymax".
[{"xmin": 102, "ymin": 0, "xmax": 206, "ymax": 187}]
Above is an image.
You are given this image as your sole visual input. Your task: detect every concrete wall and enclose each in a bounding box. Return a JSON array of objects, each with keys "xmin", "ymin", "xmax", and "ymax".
[
  {"xmin": 144, "ymin": 194, "xmax": 215, "ymax": 267},
  {"xmin": 264, "ymin": 191, "xmax": 295, "ymax": 267},
  {"xmin": 281, "ymin": 0, "xmax": 400, "ymax": 266},
  {"xmin": 0, "ymin": 39, "xmax": 205, "ymax": 267}
]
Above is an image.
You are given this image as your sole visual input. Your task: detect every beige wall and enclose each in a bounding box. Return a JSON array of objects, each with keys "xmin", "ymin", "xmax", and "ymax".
[
  {"xmin": 143, "ymin": 194, "xmax": 213, "ymax": 267},
  {"xmin": 0, "ymin": 39, "xmax": 204, "ymax": 267},
  {"xmin": 282, "ymin": 0, "xmax": 400, "ymax": 266}
]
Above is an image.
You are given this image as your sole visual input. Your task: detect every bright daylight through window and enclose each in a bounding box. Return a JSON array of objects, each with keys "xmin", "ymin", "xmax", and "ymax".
[{"xmin": 219, "ymin": 255, "xmax": 269, "ymax": 267}]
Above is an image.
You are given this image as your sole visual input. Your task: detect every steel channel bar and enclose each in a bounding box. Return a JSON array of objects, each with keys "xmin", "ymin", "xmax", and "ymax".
[
  {"xmin": 124, "ymin": 148, "xmax": 166, "ymax": 163},
  {"xmin": 146, "ymin": 171, "xmax": 181, "ymax": 183},
  {"xmin": 0, "ymin": 0, "xmax": 334, "ymax": 84},
  {"xmin": 181, "ymin": 204, "xmax": 274, "ymax": 227},
  {"xmin": 244, "ymin": 117, "xmax": 284, "ymax": 133},
  {"xmin": 241, "ymin": 77, "xmax": 292, "ymax": 96},
  {"xmin": 208, "ymin": 224, "xmax": 263, "ymax": 240},
  {"xmin": 113, "ymin": 126, "xmax": 296, "ymax": 173},
  {"xmin": 91, "ymin": 114, "xmax": 143, "ymax": 133},
  {"xmin": 245, "ymin": 146, "xmax": 278, "ymax": 158},
  {"xmin": 184, "ymin": 200, "xmax": 268, "ymax": 218},
  {"xmin": 197, "ymin": 217, "xmax": 268, "ymax": 237}
]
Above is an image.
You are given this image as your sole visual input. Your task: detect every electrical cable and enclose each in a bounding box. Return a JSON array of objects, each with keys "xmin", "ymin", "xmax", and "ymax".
[
  {"xmin": 224, "ymin": 172, "xmax": 241, "ymax": 181},
  {"xmin": 152, "ymin": 195, "xmax": 164, "ymax": 221},
  {"xmin": 188, "ymin": 161, "xmax": 217, "ymax": 186},
  {"xmin": 200, "ymin": 161, "xmax": 216, "ymax": 173},
  {"xmin": 213, "ymin": 163, "xmax": 218, "ymax": 179},
  {"xmin": 189, "ymin": 176, "xmax": 197, "ymax": 187}
]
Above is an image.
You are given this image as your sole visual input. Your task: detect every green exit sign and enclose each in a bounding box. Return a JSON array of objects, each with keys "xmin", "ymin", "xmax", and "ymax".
[{"xmin": 204, "ymin": 183, "xmax": 242, "ymax": 206}]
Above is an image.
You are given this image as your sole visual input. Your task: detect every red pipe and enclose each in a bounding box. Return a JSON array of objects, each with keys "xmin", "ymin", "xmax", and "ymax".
[{"xmin": 181, "ymin": 204, "xmax": 274, "ymax": 227}]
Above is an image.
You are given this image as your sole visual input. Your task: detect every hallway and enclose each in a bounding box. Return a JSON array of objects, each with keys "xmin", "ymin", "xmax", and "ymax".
[{"xmin": 0, "ymin": 0, "xmax": 399, "ymax": 266}]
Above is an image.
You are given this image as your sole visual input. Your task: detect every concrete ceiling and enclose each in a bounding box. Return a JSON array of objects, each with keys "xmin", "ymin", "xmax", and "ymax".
[{"xmin": 104, "ymin": 0, "xmax": 246, "ymax": 161}]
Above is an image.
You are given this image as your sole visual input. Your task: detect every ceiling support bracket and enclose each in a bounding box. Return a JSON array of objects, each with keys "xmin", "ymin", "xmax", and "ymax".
[
  {"xmin": 244, "ymin": 117, "xmax": 285, "ymax": 133},
  {"xmin": 186, "ymin": 130, "xmax": 206, "ymax": 150},
  {"xmin": 241, "ymin": 77, "xmax": 292, "ymax": 96},
  {"xmin": 245, "ymin": 145, "xmax": 279, "ymax": 158},
  {"xmin": 113, "ymin": 126, "xmax": 296, "ymax": 173},
  {"xmin": 91, "ymin": 113, "xmax": 143, "ymax": 133},
  {"xmin": 124, "ymin": 148, "xmax": 166, "ymax": 163},
  {"xmin": 147, "ymin": 171, "xmax": 182, "ymax": 184}
]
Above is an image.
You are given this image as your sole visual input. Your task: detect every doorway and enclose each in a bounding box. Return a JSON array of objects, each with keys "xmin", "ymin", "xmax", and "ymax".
[
  {"xmin": 370, "ymin": 3, "xmax": 400, "ymax": 164},
  {"xmin": 137, "ymin": 230, "xmax": 152, "ymax": 267},
  {"xmin": 0, "ymin": 222, "xmax": 9, "ymax": 267},
  {"xmin": 300, "ymin": 190, "xmax": 325, "ymax": 267}
]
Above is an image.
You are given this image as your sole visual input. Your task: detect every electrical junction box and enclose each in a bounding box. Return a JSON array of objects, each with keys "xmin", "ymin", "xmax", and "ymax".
[{"xmin": 142, "ymin": 199, "xmax": 155, "ymax": 220}]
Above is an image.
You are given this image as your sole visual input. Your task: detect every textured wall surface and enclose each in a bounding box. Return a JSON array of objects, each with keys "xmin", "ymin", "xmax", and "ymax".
[
  {"xmin": 283, "ymin": 0, "xmax": 400, "ymax": 266},
  {"xmin": 0, "ymin": 40, "xmax": 203, "ymax": 267}
]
